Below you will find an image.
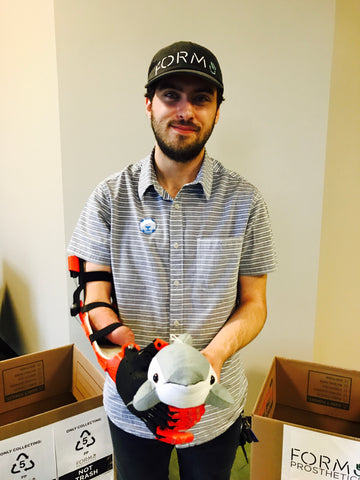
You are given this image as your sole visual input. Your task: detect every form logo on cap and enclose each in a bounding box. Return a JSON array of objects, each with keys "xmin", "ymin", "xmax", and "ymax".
[{"xmin": 155, "ymin": 50, "xmax": 208, "ymax": 76}]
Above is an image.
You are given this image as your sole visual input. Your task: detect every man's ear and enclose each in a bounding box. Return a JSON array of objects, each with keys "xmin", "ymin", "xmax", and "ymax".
[
  {"xmin": 214, "ymin": 107, "xmax": 220, "ymax": 125},
  {"xmin": 145, "ymin": 97, "xmax": 152, "ymax": 118}
]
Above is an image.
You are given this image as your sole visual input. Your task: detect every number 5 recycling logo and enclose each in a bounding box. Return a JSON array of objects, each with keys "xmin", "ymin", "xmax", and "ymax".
[
  {"xmin": 75, "ymin": 429, "xmax": 96, "ymax": 451},
  {"xmin": 11, "ymin": 452, "xmax": 35, "ymax": 474}
]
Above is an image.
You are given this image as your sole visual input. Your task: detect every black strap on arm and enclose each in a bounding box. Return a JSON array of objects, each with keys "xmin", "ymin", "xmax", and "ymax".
[
  {"xmin": 69, "ymin": 257, "xmax": 119, "ymax": 318},
  {"xmin": 81, "ymin": 301, "xmax": 117, "ymax": 314},
  {"xmin": 88, "ymin": 322, "xmax": 123, "ymax": 344}
]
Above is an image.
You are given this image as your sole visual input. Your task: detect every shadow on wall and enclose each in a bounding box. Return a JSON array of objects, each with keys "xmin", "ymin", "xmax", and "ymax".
[
  {"xmin": 243, "ymin": 367, "xmax": 269, "ymax": 416},
  {"xmin": 0, "ymin": 286, "xmax": 21, "ymax": 356},
  {"xmin": 0, "ymin": 262, "xmax": 39, "ymax": 356}
]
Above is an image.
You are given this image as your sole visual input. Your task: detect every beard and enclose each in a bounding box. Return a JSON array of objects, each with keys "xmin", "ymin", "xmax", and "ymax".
[{"xmin": 150, "ymin": 114, "xmax": 216, "ymax": 163}]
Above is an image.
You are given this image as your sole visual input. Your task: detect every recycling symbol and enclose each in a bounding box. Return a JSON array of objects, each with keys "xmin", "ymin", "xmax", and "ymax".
[
  {"xmin": 75, "ymin": 429, "xmax": 96, "ymax": 451},
  {"xmin": 11, "ymin": 453, "xmax": 35, "ymax": 474}
]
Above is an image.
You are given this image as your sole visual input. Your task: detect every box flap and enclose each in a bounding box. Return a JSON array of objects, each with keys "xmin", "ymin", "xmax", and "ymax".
[
  {"xmin": 253, "ymin": 357, "xmax": 277, "ymax": 418},
  {"xmin": 275, "ymin": 357, "xmax": 360, "ymax": 423},
  {"xmin": 0, "ymin": 345, "xmax": 74, "ymax": 415},
  {"xmin": 72, "ymin": 346, "xmax": 105, "ymax": 400}
]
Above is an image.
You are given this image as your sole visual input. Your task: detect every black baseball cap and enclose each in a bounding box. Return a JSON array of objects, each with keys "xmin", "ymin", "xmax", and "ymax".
[{"xmin": 145, "ymin": 41, "xmax": 223, "ymax": 93}]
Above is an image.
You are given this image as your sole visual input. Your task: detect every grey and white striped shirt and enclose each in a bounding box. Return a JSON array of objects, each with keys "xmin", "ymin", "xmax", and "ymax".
[{"xmin": 68, "ymin": 151, "xmax": 277, "ymax": 446}]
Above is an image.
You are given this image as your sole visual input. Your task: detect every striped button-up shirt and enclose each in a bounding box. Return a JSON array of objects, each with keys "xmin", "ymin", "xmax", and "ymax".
[{"xmin": 68, "ymin": 151, "xmax": 277, "ymax": 446}]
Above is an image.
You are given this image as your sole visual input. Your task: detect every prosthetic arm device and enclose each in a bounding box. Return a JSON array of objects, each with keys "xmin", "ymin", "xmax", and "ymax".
[
  {"xmin": 68, "ymin": 255, "xmax": 125, "ymax": 379},
  {"xmin": 68, "ymin": 256, "xmax": 204, "ymax": 444}
]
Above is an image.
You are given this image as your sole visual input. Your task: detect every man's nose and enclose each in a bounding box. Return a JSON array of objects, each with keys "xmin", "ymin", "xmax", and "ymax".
[{"xmin": 177, "ymin": 97, "xmax": 194, "ymax": 121}]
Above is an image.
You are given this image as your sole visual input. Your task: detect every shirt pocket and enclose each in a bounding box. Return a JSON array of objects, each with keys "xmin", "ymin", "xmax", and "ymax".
[{"xmin": 196, "ymin": 236, "xmax": 243, "ymax": 291}]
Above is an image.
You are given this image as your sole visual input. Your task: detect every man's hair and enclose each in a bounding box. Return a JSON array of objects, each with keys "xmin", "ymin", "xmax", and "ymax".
[{"xmin": 145, "ymin": 82, "xmax": 225, "ymax": 108}]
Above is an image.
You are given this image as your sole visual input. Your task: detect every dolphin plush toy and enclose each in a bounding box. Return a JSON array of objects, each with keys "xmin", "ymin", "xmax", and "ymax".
[{"xmin": 132, "ymin": 334, "xmax": 234, "ymax": 411}]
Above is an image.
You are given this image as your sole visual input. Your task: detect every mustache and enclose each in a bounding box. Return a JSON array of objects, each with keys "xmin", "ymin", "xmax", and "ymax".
[{"xmin": 169, "ymin": 120, "xmax": 201, "ymax": 131}]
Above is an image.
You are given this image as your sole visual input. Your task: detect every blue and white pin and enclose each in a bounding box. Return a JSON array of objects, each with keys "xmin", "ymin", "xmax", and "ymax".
[{"xmin": 140, "ymin": 218, "xmax": 157, "ymax": 235}]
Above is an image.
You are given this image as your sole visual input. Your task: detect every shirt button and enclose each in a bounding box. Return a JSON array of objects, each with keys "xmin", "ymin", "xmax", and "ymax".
[
  {"xmin": 174, "ymin": 280, "xmax": 180, "ymax": 286},
  {"xmin": 173, "ymin": 242, "xmax": 179, "ymax": 249},
  {"xmin": 174, "ymin": 320, "xmax": 180, "ymax": 327},
  {"xmin": 174, "ymin": 203, "xmax": 180, "ymax": 210}
]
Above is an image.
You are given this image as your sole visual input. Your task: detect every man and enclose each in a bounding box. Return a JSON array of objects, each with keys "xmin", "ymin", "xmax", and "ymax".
[{"xmin": 68, "ymin": 41, "xmax": 277, "ymax": 480}]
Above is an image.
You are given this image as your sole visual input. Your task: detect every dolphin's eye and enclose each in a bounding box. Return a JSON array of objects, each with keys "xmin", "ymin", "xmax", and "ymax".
[
  {"xmin": 153, "ymin": 373, "xmax": 159, "ymax": 383},
  {"xmin": 210, "ymin": 375, "xmax": 215, "ymax": 385}
]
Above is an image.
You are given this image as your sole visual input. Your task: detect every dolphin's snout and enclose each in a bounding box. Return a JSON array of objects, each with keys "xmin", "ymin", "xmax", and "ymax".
[{"xmin": 168, "ymin": 365, "xmax": 207, "ymax": 386}]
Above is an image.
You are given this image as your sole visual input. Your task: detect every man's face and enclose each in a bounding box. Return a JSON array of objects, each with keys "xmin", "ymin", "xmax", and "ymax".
[{"xmin": 146, "ymin": 74, "xmax": 220, "ymax": 162}]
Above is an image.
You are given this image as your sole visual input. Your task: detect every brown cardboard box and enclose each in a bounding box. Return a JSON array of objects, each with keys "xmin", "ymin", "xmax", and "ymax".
[
  {"xmin": 0, "ymin": 345, "xmax": 113, "ymax": 479},
  {"xmin": 0, "ymin": 344, "xmax": 104, "ymax": 440},
  {"xmin": 250, "ymin": 357, "xmax": 360, "ymax": 480}
]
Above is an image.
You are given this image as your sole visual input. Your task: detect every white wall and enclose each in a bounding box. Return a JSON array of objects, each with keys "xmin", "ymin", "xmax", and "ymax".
[
  {"xmin": 0, "ymin": 0, "xmax": 69, "ymax": 353},
  {"xmin": 314, "ymin": 0, "xmax": 360, "ymax": 371},
  {"xmin": 54, "ymin": 0, "xmax": 335, "ymax": 410}
]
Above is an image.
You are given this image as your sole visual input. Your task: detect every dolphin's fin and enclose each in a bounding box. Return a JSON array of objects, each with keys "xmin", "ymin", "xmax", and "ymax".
[
  {"xmin": 205, "ymin": 383, "xmax": 234, "ymax": 409},
  {"xmin": 132, "ymin": 380, "xmax": 160, "ymax": 411}
]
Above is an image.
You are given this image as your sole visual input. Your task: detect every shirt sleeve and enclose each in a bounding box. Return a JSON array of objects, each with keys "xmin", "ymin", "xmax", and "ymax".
[
  {"xmin": 239, "ymin": 189, "xmax": 278, "ymax": 276},
  {"xmin": 67, "ymin": 182, "xmax": 112, "ymax": 265}
]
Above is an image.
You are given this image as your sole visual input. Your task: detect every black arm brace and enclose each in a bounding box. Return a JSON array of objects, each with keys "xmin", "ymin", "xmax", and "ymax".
[{"xmin": 69, "ymin": 256, "xmax": 119, "ymax": 319}]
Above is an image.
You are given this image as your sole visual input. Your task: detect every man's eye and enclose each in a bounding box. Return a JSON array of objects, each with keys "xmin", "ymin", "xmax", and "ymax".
[
  {"xmin": 163, "ymin": 91, "xmax": 179, "ymax": 100},
  {"xmin": 194, "ymin": 95, "xmax": 211, "ymax": 104}
]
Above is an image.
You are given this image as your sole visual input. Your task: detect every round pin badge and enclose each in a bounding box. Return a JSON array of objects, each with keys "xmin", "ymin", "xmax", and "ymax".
[{"xmin": 140, "ymin": 218, "xmax": 157, "ymax": 235}]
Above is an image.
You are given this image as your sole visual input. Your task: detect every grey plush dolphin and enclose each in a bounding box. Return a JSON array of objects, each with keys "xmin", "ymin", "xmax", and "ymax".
[{"xmin": 132, "ymin": 334, "xmax": 234, "ymax": 411}]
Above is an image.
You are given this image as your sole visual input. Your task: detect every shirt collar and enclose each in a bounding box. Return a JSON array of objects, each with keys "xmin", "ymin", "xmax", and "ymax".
[
  {"xmin": 138, "ymin": 150, "xmax": 158, "ymax": 200},
  {"xmin": 197, "ymin": 151, "xmax": 213, "ymax": 200},
  {"xmin": 138, "ymin": 150, "xmax": 213, "ymax": 201}
]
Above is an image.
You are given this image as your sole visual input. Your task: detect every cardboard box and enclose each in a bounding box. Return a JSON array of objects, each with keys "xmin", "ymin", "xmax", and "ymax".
[
  {"xmin": 250, "ymin": 357, "xmax": 360, "ymax": 480},
  {"xmin": 0, "ymin": 345, "xmax": 114, "ymax": 479}
]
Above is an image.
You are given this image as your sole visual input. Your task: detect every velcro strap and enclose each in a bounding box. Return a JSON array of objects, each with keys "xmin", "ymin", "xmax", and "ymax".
[
  {"xmin": 71, "ymin": 270, "xmax": 115, "ymax": 317},
  {"xmin": 84, "ymin": 271, "xmax": 112, "ymax": 282},
  {"xmin": 89, "ymin": 322, "xmax": 122, "ymax": 344},
  {"xmin": 81, "ymin": 302, "xmax": 117, "ymax": 314}
]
